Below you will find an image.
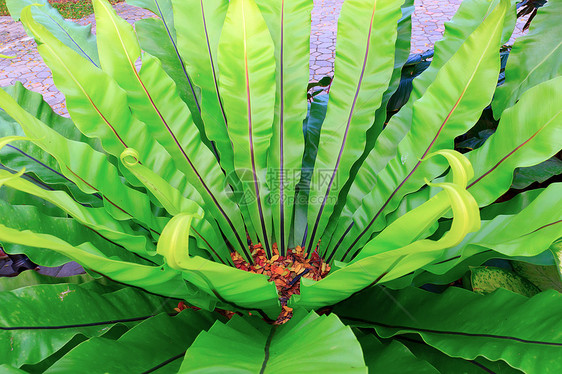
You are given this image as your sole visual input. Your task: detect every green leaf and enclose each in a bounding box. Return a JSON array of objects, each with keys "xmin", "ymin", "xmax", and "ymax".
[
  {"xmin": 292, "ymin": 94, "xmax": 329, "ymax": 246},
  {"xmin": 120, "ymin": 149, "xmax": 231, "ymax": 264},
  {"xmin": 381, "ymin": 74, "xmax": 562, "ymax": 234},
  {"xmin": 258, "ymin": 0, "xmax": 312, "ymax": 253},
  {"xmin": 336, "ymin": 286, "xmax": 562, "ymax": 374},
  {"xmin": 0, "ymin": 364, "xmax": 26, "ymax": 373},
  {"xmin": 0, "ymin": 223, "xmax": 193, "ymax": 301},
  {"xmin": 131, "ymin": 0, "xmax": 207, "ymax": 137},
  {"xmin": 387, "ymin": 243, "xmax": 558, "ymax": 291},
  {"xmin": 0, "ymin": 81, "xmax": 163, "ymax": 236},
  {"xmin": 0, "ymin": 199, "xmax": 152, "ymax": 267},
  {"xmin": 217, "ymin": 0, "xmax": 276, "ymax": 255},
  {"xmin": 398, "ymin": 335, "xmax": 522, "ymax": 374},
  {"xmin": 171, "ymin": 0, "xmax": 234, "ymax": 176},
  {"xmin": 0, "ymin": 119, "xmax": 100, "ymax": 209},
  {"xmin": 134, "ymin": 17, "xmax": 205, "ymax": 126},
  {"xmin": 470, "ymin": 266, "xmax": 541, "ymax": 297},
  {"xmin": 0, "ymin": 186, "xmax": 62, "ymax": 219},
  {"xmin": 305, "ymin": 0, "xmax": 404, "ymax": 252},
  {"xmin": 325, "ymin": 0, "xmax": 415, "ymax": 244},
  {"xmin": 492, "ymin": 0, "xmax": 562, "ymax": 118},
  {"xmin": 1, "ymin": 83, "xmax": 101, "ymax": 148},
  {"xmin": 500, "ymin": 0, "xmax": 519, "ymax": 45},
  {"xmin": 415, "ymin": 183, "xmax": 562, "ymax": 281},
  {"xmin": 512, "ymin": 157, "xmax": 562, "ymax": 190},
  {"xmin": 156, "ymin": 214, "xmax": 280, "ymax": 318},
  {"xmin": 93, "ymin": 0, "xmax": 248, "ymax": 256},
  {"xmin": 6, "ymin": 0, "xmax": 99, "ymax": 66},
  {"xmin": 21, "ymin": 5, "xmax": 196, "ymax": 204},
  {"xmin": 0, "ymin": 168, "xmax": 156, "ymax": 257},
  {"xmin": 179, "ymin": 310, "xmax": 367, "ymax": 373},
  {"xmin": 356, "ymin": 333, "xmax": 438, "ymax": 373},
  {"xmin": 0, "ymin": 271, "xmax": 109, "ymax": 293},
  {"xmin": 512, "ymin": 261, "xmax": 562, "ymax": 292},
  {"xmin": 341, "ymin": 0, "xmax": 502, "ymax": 222},
  {"xmin": 126, "ymin": 0, "xmax": 173, "ymax": 27},
  {"xmin": 291, "ymin": 168, "xmax": 480, "ymax": 309},
  {"xmin": 479, "ymin": 188, "xmax": 543, "ymax": 220},
  {"xmin": 372, "ymin": 0, "xmax": 415, "ymax": 128},
  {"xmin": 171, "ymin": 0, "xmax": 258, "ymax": 246},
  {"xmin": 45, "ymin": 310, "xmax": 220, "ymax": 373},
  {"xmin": 0, "ymin": 283, "xmax": 173, "ymax": 367},
  {"xmin": 328, "ymin": 0, "xmax": 509, "ymax": 257},
  {"xmin": 351, "ymin": 149, "xmax": 477, "ymax": 262},
  {"xmin": 21, "ymin": 335, "xmax": 95, "ymax": 374},
  {"xmin": 466, "ymin": 77, "xmax": 562, "ymax": 206},
  {"xmin": 0, "ymin": 84, "xmax": 103, "ymax": 206}
]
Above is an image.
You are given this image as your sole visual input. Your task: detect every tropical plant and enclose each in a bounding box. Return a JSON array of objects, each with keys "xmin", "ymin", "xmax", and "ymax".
[{"xmin": 0, "ymin": 0, "xmax": 561, "ymax": 372}]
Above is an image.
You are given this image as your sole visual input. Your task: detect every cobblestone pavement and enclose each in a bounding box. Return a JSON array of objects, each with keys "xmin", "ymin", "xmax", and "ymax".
[{"xmin": 1, "ymin": 0, "xmax": 529, "ymax": 115}]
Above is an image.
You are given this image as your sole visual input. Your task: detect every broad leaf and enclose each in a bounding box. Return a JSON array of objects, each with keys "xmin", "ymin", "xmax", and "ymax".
[
  {"xmin": 291, "ymin": 169, "xmax": 480, "ymax": 309},
  {"xmin": 416, "ymin": 183, "xmax": 562, "ymax": 281},
  {"xmin": 0, "ymin": 81, "xmax": 163, "ymax": 235},
  {"xmin": 127, "ymin": 0, "xmax": 206, "ymax": 133},
  {"xmin": 391, "ymin": 77, "xmax": 562, "ymax": 224},
  {"xmin": 356, "ymin": 332, "xmax": 438, "ymax": 373},
  {"xmin": 171, "ymin": 0, "xmax": 259, "ymax": 245},
  {"xmin": 0, "ymin": 272, "xmax": 96, "ymax": 292},
  {"xmin": 259, "ymin": 0, "xmax": 312, "ymax": 254},
  {"xmin": 134, "ymin": 17, "xmax": 204, "ymax": 123},
  {"xmin": 399, "ymin": 335, "xmax": 522, "ymax": 374},
  {"xmin": 1, "ymin": 83, "xmax": 100, "ymax": 148},
  {"xmin": 512, "ymin": 157, "xmax": 562, "ymax": 190},
  {"xmin": 470, "ymin": 266, "xmax": 540, "ymax": 297},
  {"xmin": 179, "ymin": 310, "xmax": 367, "ymax": 373},
  {"xmin": 217, "ymin": 0, "xmax": 276, "ymax": 255},
  {"xmin": 466, "ymin": 77, "xmax": 562, "ymax": 206},
  {"xmin": 327, "ymin": 0, "xmax": 508, "ymax": 258},
  {"xmin": 336, "ymin": 286, "xmax": 562, "ymax": 374},
  {"xmin": 512, "ymin": 260, "xmax": 562, "ymax": 292},
  {"xmin": 93, "ymin": 0, "xmax": 249, "ymax": 256},
  {"xmin": 157, "ymin": 214, "xmax": 280, "ymax": 318},
  {"xmin": 341, "ymin": 0, "xmax": 503, "ymax": 220},
  {"xmin": 305, "ymin": 0, "xmax": 403, "ymax": 253},
  {"xmin": 171, "ymin": 0, "xmax": 230, "ymax": 160},
  {"xmin": 492, "ymin": 0, "xmax": 562, "ymax": 117},
  {"xmin": 6, "ymin": 0, "xmax": 99, "ymax": 66},
  {"xmin": 20, "ymin": 6, "xmax": 193, "ymax": 202},
  {"xmin": 0, "ymin": 283, "xmax": 173, "ymax": 367},
  {"xmin": 479, "ymin": 188, "xmax": 544, "ymax": 220},
  {"xmin": 45, "ymin": 310, "xmax": 220, "ymax": 373},
  {"xmin": 326, "ymin": 0, "xmax": 416, "ymax": 242},
  {"xmin": 0, "ymin": 84, "xmax": 102, "ymax": 206},
  {"xmin": 0, "ymin": 168, "xmax": 156, "ymax": 257},
  {"xmin": 0, "ymin": 223, "xmax": 194, "ymax": 301},
  {"xmin": 0, "ymin": 199, "xmax": 152, "ymax": 267}
]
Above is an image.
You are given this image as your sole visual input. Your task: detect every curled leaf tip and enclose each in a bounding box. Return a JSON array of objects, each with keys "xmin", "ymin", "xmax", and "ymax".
[
  {"xmin": 0, "ymin": 167, "xmax": 27, "ymax": 188},
  {"xmin": 120, "ymin": 148, "xmax": 140, "ymax": 167},
  {"xmin": 424, "ymin": 149, "xmax": 474, "ymax": 187}
]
